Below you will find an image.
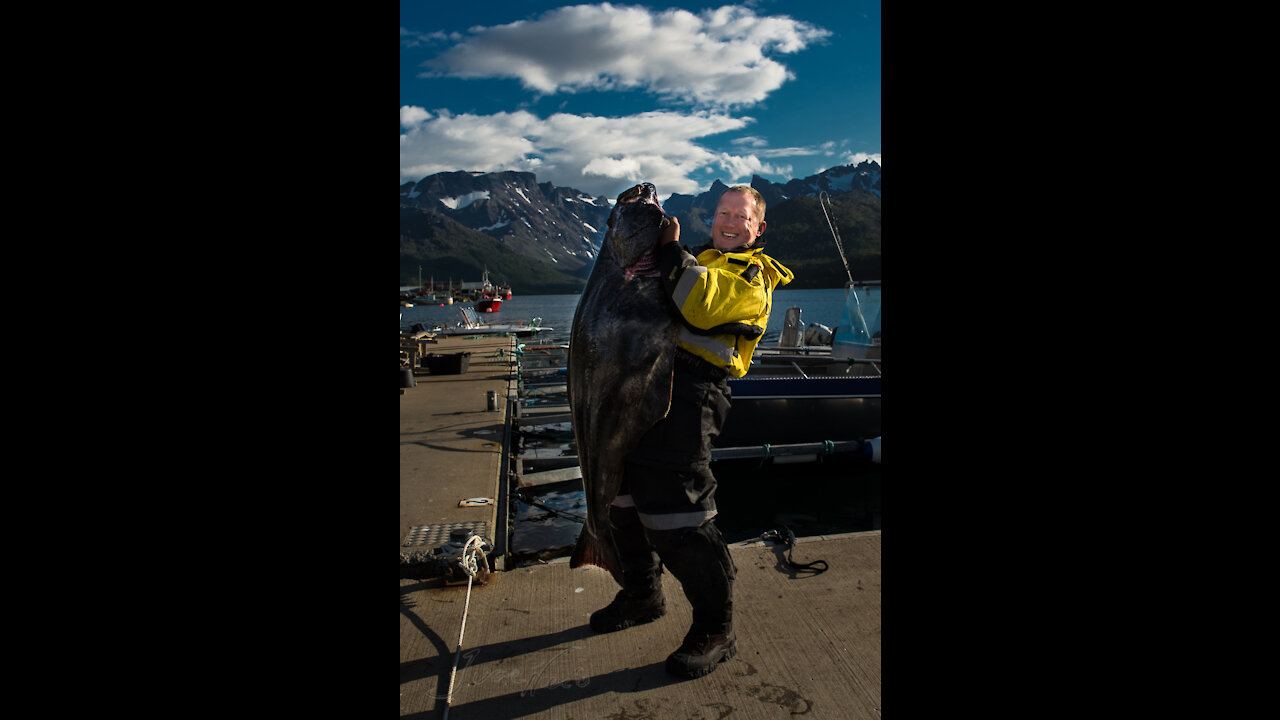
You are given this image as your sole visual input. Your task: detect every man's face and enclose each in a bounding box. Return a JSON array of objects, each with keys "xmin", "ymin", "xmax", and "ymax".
[{"xmin": 711, "ymin": 192, "xmax": 766, "ymax": 251}]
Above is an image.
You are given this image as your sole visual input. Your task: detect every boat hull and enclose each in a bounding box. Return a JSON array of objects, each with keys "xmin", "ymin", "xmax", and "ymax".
[
  {"xmin": 718, "ymin": 375, "xmax": 881, "ymax": 447},
  {"xmin": 439, "ymin": 304, "xmax": 549, "ymax": 337},
  {"xmin": 439, "ymin": 326, "xmax": 550, "ymax": 338}
]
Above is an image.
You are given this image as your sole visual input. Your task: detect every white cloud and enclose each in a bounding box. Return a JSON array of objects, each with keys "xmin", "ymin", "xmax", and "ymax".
[
  {"xmin": 398, "ymin": 6, "xmax": 877, "ymax": 199},
  {"xmin": 400, "ymin": 105, "xmax": 788, "ymax": 198},
  {"xmin": 420, "ymin": 3, "xmax": 829, "ymax": 108},
  {"xmin": 842, "ymin": 151, "xmax": 882, "ymax": 167},
  {"xmin": 400, "ymin": 27, "xmax": 460, "ymax": 48},
  {"xmin": 399, "ymin": 106, "xmax": 431, "ymax": 127}
]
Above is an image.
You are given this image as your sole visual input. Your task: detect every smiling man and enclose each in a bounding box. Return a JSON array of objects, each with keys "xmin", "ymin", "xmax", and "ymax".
[
  {"xmin": 586, "ymin": 184, "xmax": 793, "ymax": 679},
  {"xmin": 709, "ymin": 186, "xmax": 767, "ymax": 251},
  {"xmin": 657, "ymin": 185, "xmax": 793, "ymax": 377}
]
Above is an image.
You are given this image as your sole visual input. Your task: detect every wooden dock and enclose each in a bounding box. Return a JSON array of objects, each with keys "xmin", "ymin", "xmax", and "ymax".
[
  {"xmin": 400, "ymin": 532, "xmax": 881, "ymax": 719},
  {"xmin": 400, "ymin": 334, "xmax": 520, "ymax": 571}
]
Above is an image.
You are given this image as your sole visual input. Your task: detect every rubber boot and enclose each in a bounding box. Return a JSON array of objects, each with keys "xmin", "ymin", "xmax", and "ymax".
[
  {"xmin": 665, "ymin": 626, "xmax": 737, "ymax": 679},
  {"xmin": 650, "ymin": 522, "xmax": 737, "ymax": 678},
  {"xmin": 589, "ymin": 505, "xmax": 666, "ymax": 633}
]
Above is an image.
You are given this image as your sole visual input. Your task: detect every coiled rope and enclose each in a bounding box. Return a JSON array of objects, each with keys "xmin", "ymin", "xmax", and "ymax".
[{"xmin": 442, "ymin": 535, "xmax": 487, "ymax": 720}]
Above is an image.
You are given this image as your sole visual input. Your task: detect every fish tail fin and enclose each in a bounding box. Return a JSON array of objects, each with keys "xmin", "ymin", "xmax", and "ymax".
[{"xmin": 570, "ymin": 527, "xmax": 624, "ymax": 586}]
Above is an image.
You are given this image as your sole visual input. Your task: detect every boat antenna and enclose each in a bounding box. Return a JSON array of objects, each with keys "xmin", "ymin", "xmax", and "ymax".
[{"xmin": 819, "ymin": 191, "xmax": 856, "ymax": 287}]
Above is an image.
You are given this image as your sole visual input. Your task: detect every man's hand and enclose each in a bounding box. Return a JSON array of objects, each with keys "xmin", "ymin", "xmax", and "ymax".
[{"xmin": 659, "ymin": 216, "xmax": 680, "ymax": 246}]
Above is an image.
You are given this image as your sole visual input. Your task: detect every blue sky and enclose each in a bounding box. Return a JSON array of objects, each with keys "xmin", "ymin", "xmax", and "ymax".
[{"xmin": 400, "ymin": 0, "xmax": 880, "ymax": 202}]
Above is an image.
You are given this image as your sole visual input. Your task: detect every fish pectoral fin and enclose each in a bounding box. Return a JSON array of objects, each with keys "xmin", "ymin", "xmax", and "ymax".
[{"xmin": 570, "ymin": 526, "xmax": 623, "ymax": 583}]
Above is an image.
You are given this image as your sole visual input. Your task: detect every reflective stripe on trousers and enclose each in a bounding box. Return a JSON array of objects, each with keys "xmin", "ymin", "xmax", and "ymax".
[{"xmin": 611, "ymin": 494, "xmax": 717, "ymax": 531}]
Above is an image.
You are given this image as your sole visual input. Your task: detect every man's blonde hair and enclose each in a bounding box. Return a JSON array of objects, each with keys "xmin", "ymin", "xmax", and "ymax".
[{"xmin": 723, "ymin": 184, "xmax": 766, "ymax": 222}]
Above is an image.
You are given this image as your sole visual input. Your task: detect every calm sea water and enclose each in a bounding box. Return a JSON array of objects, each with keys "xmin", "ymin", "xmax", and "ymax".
[
  {"xmin": 401, "ymin": 286, "xmax": 882, "ymax": 563},
  {"xmin": 399, "ymin": 286, "xmax": 881, "ymax": 346}
]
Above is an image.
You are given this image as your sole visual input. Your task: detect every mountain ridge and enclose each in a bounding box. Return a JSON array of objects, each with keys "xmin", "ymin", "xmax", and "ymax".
[{"xmin": 399, "ymin": 161, "xmax": 881, "ymax": 292}]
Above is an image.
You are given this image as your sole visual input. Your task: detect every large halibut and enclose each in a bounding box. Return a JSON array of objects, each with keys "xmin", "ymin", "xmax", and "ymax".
[{"xmin": 567, "ymin": 182, "xmax": 680, "ymax": 583}]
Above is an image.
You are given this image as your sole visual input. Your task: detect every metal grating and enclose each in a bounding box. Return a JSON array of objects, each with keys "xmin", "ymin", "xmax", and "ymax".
[{"xmin": 402, "ymin": 521, "xmax": 490, "ymax": 548}]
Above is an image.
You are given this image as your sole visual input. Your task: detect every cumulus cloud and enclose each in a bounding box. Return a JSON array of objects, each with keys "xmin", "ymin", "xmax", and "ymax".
[
  {"xmin": 842, "ymin": 151, "xmax": 882, "ymax": 167},
  {"xmin": 398, "ymin": 5, "xmax": 873, "ymax": 199},
  {"xmin": 400, "ymin": 106, "xmax": 795, "ymax": 198},
  {"xmin": 399, "ymin": 106, "xmax": 431, "ymax": 127},
  {"xmin": 420, "ymin": 3, "xmax": 830, "ymax": 108}
]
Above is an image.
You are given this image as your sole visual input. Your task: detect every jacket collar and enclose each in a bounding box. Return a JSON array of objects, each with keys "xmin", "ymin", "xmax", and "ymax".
[{"xmin": 693, "ymin": 241, "xmax": 762, "ymax": 256}]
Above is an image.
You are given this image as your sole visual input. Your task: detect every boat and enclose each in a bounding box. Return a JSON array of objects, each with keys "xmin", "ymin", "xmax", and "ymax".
[
  {"xmin": 476, "ymin": 297, "xmax": 502, "ymax": 312},
  {"xmin": 716, "ymin": 281, "xmax": 881, "ymax": 455},
  {"xmin": 436, "ymin": 305, "xmax": 552, "ymax": 338},
  {"xmin": 457, "ymin": 268, "xmax": 506, "ymax": 307},
  {"xmin": 517, "ymin": 343, "xmax": 569, "ymax": 370},
  {"xmin": 410, "ymin": 270, "xmax": 443, "ymax": 305}
]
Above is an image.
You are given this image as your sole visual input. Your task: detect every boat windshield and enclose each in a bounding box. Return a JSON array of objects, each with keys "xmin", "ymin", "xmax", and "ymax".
[{"xmin": 833, "ymin": 284, "xmax": 880, "ymax": 353}]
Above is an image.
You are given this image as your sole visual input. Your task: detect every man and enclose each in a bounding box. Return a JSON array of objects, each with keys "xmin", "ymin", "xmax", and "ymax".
[{"xmin": 589, "ymin": 185, "xmax": 793, "ymax": 678}]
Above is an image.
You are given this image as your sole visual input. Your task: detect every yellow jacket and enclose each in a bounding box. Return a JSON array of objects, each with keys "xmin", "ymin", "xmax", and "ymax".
[{"xmin": 658, "ymin": 242, "xmax": 794, "ymax": 377}]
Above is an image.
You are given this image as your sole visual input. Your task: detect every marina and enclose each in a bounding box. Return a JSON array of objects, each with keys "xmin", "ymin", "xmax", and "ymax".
[
  {"xmin": 401, "ymin": 286, "xmax": 881, "ymax": 718},
  {"xmin": 400, "ymin": 284, "xmax": 882, "ymax": 565},
  {"xmin": 401, "ymin": 268, "xmax": 514, "ymax": 309}
]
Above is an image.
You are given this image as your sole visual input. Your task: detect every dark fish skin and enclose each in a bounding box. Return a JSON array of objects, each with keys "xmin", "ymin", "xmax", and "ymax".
[{"xmin": 567, "ymin": 183, "xmax": 680, "ymax": 584}]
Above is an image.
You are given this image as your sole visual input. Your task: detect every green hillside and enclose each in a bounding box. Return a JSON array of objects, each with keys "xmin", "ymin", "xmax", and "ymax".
[
  {"xmin": 756, "ymin": 191, "xmax": 880, "ymax": 288},
  {"xmin": 399, "ymin": 208, "xmax": 588, "ymax": 294},
  {"xmin": 678, "ymin": 190, "xmax": 881, "ymax": 288}
]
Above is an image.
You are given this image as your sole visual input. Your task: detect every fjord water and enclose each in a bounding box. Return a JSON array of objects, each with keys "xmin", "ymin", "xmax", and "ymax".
[{"xmin": 399, "ymin": 286, "xmax": 881, "ymax": 346}]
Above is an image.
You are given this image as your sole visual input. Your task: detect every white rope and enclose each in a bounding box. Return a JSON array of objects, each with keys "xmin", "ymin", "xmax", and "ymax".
[{"xmin": 442, "ymin": 535, "xmax": 486, "ymax": 720}]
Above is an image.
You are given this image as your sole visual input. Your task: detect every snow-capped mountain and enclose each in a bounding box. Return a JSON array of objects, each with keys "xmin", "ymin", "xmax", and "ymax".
[
  {"xmin": 399, "ymin": 170, "xmax": 611, "ymax": 272},
  {"xmin": 399, "ymin": 161, "xmax": 881, "ymax": 288}
]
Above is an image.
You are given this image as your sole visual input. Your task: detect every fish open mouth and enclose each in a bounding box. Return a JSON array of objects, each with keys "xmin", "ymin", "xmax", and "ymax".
[
  {"xmin": 621, "ymin": 182, "xmax": 665, "ymax": 211},
  {"xmin": 625, "ymin": 250, "xmax": 660, "ymax": 277},
  {"xmin": 615, "ymin": 182, "xmax": 666, "ymax": 276}
]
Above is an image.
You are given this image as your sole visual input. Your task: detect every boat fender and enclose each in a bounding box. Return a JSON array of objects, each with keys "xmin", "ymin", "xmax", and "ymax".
[{"xmin": 861, "ymin": 437, "xmax": 881, "ymax": 463}]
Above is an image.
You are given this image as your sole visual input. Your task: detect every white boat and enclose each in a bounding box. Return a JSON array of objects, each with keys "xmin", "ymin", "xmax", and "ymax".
[{"xmin": 436, "ymin": 305, "xmax": 553, "ymax": 338}]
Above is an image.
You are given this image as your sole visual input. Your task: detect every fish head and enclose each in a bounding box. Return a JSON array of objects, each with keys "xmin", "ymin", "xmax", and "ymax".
[{"xmin": 605, "ymin": 182, "xmax": 667, "ymax": 270}]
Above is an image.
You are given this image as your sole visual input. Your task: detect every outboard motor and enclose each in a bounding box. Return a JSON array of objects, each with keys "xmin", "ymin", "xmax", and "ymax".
[
  {"xmin": 804, "ymin": 322, "xmax": 833, "ymax": 346},
  {"xmin": 778, "ymin": 307, "xmax": 803, "ymax": 347}
]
